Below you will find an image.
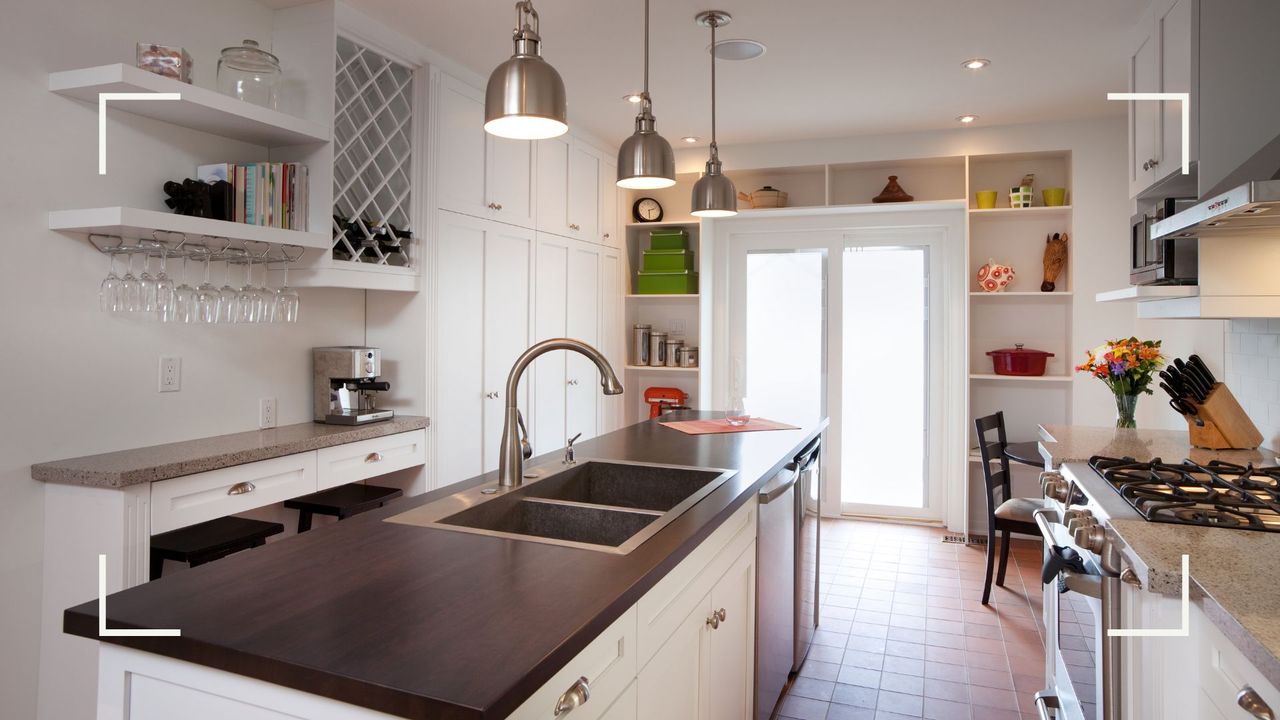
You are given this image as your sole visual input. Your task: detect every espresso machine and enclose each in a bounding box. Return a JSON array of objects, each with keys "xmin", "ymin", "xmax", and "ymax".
[{"xmin": 313, "ymin": 347, "xmax": 395, "ymax": 425}]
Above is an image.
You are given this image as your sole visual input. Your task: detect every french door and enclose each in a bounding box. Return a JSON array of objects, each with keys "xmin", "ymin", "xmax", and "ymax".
[{"xmin": 727, "ymin": 226, "xmax": 946, "ymax": 522}]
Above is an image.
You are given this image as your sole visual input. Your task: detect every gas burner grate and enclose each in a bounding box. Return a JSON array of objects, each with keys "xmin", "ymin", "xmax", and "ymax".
[{"xmin": 1089, "ymin": 455, "xmax": 1280, "ymax": 533}]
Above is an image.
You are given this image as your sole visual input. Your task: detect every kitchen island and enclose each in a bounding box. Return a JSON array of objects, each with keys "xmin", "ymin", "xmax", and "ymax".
[{"xmin": 64, "ymin": 412, "xmax": 826, "ymax": 720}]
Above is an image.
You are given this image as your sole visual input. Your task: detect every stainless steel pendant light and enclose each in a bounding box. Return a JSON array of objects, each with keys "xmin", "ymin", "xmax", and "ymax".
[
  {"xmin": 484, "ymin": 1, "xmax": 568, "ymax": 140},
  {"xmin": 690, "ymin": 10, "xmax": 737, "ymax": 217},
  {"xmin": 617, "ymin": 0, "xmax": 676, "ymax": 189}
]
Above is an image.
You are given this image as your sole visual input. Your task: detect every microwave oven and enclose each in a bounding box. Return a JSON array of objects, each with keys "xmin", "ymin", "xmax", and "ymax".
[{"xmin": 1130, "ymin": 197, "xmax": 1198, "ymax": 285}]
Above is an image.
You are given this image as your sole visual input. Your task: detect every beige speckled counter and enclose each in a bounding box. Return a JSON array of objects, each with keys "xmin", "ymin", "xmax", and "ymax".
[
  {"xmin": 1048, "ymin": 425, "xmax": 1280, "ymax": 692},
  {"xmin": 1039, "ymin": 423, "xmax": 1276, "ymax": 467},
  {"xmin": 31, "ymin": 416, "xmax": 429, "ymax": 488}
]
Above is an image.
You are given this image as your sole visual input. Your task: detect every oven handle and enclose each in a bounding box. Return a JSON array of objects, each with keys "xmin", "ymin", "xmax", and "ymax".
[
  {"xmin": 1032, "ymin": 507, "xmax": 1058, "ymax": 544},
  {"xmin": 1033, "ymin": 692, "xmax": 1060, "ymax": 720},
  {"xmin": 1033, "ymin": 508, "xmax": 1102, "ymax": 599}
]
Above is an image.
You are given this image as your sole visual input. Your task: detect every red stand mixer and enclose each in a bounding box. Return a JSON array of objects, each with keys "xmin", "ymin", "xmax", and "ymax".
[{"xmin": 644, "ymin": 387, "xmax": 689, "ymax": 419}]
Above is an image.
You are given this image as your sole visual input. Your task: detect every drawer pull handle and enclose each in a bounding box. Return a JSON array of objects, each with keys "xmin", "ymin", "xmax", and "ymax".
[
  {"xmin": 227, "ymin": 482, "xmax": 256, "ymax": 496},
  {"xmin": 553, "ymin": 676, "xmax": 590, "ymax": 717},
  {"xmin": 1238, "ymin": 686, "xmax": 1275, "ymax": 720},
  {"xmin": 707, "ymin": 607, "xmax": 726, "ymax": 629},
  {"xmin": 365, "ymin": 452, "xmax": 383, "ymax": 463}
]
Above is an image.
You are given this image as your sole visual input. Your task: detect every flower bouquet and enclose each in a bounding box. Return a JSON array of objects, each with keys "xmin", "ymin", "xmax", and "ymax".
[{"xmin": 1075, "ymin": 337, "xmax": 1165, "ymax": 428}]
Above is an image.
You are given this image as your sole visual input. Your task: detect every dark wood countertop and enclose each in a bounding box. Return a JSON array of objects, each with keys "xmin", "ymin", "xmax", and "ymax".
[{"xmin": 64, "ymin": 412, "xmax": 827, "ymax": 719}]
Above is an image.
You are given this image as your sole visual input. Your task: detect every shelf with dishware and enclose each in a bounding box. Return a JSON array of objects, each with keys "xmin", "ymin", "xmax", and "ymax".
[
  {"xmin": 624, "ymin": 365, "xmax": 699, "ymax": 374},
  {"xmin": 967, "ymin": 205, "xmax": 1073, "ymax": 218},
  {"xmin": 48, "ymin": 63, "xmax": 332, "ymax": 146},
  {"xmin": 968, "ymin": 291, "xmax": 1073, "ymax": 299},
  {"xmin": 49, "ymin": 206, "xmax": 331, "ymax": 250}
]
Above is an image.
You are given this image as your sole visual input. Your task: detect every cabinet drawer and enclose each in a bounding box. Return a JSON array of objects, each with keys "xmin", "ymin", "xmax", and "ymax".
[
  {"xmin": 316, "ymin": 430, "xmax": 425, "ymax": 491},
  {"xmin": 507, "ymin": 607, "xmax": 637, "ymax": 720},
  {"xmin": 1196, "ymin": 606, "xmax": 1280, "ymax": 720},
  {"xmin": 151, "ymin": 454, "xmax": 317, "ymax": 534},
  {"xmin": 636, "ymin": 498, "xmax": 757, "ymax": 668}
]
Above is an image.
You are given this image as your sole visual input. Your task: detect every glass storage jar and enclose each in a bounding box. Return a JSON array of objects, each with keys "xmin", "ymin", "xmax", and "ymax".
[{"xmin": 217, "ymin": 40, "xmax": 281, "ymax": 109}]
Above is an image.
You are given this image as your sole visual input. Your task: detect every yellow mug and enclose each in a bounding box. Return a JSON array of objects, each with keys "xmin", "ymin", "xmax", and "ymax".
[
  {"xmin": 975, "ymin": 190, "xmax": 998, "ymax": 209},
  {"xmin": 1042, "ymin": 187, "xmax": 1067, "ymax": 206}
]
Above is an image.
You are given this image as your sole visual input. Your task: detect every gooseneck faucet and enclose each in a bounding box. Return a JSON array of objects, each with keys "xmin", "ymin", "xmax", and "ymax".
[{"xmin": 498, "ymin": 338, "xmax": 624, "ymax": 487}]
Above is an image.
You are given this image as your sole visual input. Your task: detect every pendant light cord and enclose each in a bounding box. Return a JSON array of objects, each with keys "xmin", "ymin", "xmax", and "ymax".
[
  {"xmin": 709, "ymin": 15, "xmax": 718, "ymax": 154},
  {"xmin": 643, "ymin": 0, "xmax": 650, "ymax": 100}
]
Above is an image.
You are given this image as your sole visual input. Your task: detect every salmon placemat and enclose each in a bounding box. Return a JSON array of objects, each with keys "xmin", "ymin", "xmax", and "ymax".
[{"xmin": 660, "ymin": 417, "xmax": 800, "ymax": 435}]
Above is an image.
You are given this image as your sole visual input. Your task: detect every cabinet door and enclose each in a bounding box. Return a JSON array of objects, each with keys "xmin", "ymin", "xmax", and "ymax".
[
  {"xmin": 601, "ymin": 682, "xmax": 638, "ymax": 720},
  {"xmin": 536, "ymin": 137, "xmax": 570, "ymax": 235},
  {"xmin": 435, "ymin": 211, "xmax": 487, "ymax": 486},
  {"xmin": 599, "ymin": 159, "xmax": 620, "ymax": 248},
  {"xmin": 598, "ymin": 248, "xmax": 623, "ymax": 434},
  {"xmin": 533, "ymin": 233, "xmax": 571, "ymax": 454},
  {"xmin": 568, "ymin": 142, "xmax": 601, "ymax": 241},
  {"xmin": 637, "ymin": 596, "xmax": 708, "ymax": 720},
  {"xmin": 1160, "ymin": 0, "xmax": 1195, "ymax": 175},
  {"xmin": 566, "ymin": 242, "xmax": 601, "ymax": 441},
  {"xmin": 487, "ymin": 135, "xmax": 536, "ymax": 227},
  {"xmin": 1129, "ymin": 30, "xmax": 1162, "ymax": 195},
  {"xmin": 706, "ymin": 543, "xmax": 756, "ymax": 720},
  {"xmin": 436, "ymin": 76, "xmax": 488, "ymax": 218},
  {"xmin": 482, "ymin": 223, "xmax": 534, "ymax": 473}
]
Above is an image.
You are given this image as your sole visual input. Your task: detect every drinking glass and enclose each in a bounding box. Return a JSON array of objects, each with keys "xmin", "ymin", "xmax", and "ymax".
[
  {"xmin": 173, "ymin": 254, "xmax": 197, "ymax": 323},
  {"xmin": 99, "ymin": 252, "xmax": 122, "ymax": 312},
  {"xmin": 195, "ymin": 251, "xmax": 220, "ymax": 323},
  {"xmin": 726, "ymin": 396, "xmax": 752, "ymax": 427},
  {"xmin": 274, "ymin": 261, "xmax": 300, "ymax": 323},
  {"xmin": 120, "ymin": 251, "xmax": 142, "ymax": 312},
  {"xmin": 155, "ymin": 248, "xmax": 176, "ymax": 322},
  {"xmin": 139, "ymin": 251, "xmax": 158, "ymax": 312},
  {"xmin": 253, "ymin": 261, "xmax": 273, "ymax": 323},
  {"xmin": 218, "ymin": 259, "xmax": 239, "ymax": 324},
  {"xmin": 237, "ymin": 258, "xmax": 258, "ymax": 323}
]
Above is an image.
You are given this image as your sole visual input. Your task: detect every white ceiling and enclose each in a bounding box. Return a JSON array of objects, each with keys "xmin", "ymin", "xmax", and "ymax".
[{"xmin": 331, "ymin": 0, "xmax": 1145, "ymax": 147}]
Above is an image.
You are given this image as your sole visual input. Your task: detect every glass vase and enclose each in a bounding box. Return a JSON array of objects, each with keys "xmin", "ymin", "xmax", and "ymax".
[{"xmin": 1115, "ymin": 394, "xmax": 1139, "ymax": 429}]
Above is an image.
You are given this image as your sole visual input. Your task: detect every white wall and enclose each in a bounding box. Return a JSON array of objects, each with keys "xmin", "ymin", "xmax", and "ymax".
[
  {"xmin": 0, "ymin": 2, "xmax": 367, "ymax": 717},
  {"xmin": 1224, "ymin": 319, "xmax": 1280, "ymax": 449}
]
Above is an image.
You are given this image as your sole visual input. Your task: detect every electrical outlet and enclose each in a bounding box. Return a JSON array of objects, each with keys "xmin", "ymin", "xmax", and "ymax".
[
  {"xmin": 259, "ymin": 397, "xmax": 277, "ymax": 429},
  {"xmin": 671, "ymin": 318, "xmax": 687, "ymax": 335},
  {"xmin": 159, "ymin": 357, "xmax": 181, "ymax": 392}
]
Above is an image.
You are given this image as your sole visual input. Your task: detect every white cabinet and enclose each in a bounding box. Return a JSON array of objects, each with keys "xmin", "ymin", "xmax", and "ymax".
[
  {"xmin": 598, "ymin": 248, "xmax": 623, "ymax": 433},
  {"xmin": 532, "ymin": 233, "xmax": 571, "ymax": 455},
  {"xmin": 536, "ymin": 136, "xmax": 571, "ymax": 236},
  {"xmin": 507, "ymin": 608, "xmax": 637, "ymax": 720},
  {"xmin": 435, "ymin": 211, "xmax": 533, "ymax": 484},
  {"xmin": 435, "ymin": 75, "xmax": 535, "ymax": 227},
  {"xmin": 150, "ymin": 454, "xmax": 317, "ymax": 534},
  {"xmin": 537, "ymin": 136, "xmax": 618, "ymax": 246},
  {"xmin": 599, "ymin": 158, "xmax": 619, "ymax": 248},
  {"xmin": 567, "ymin": 242, "xmax": 602, "ymax": 441},
  {"xmin": 568, "ymin": 143, "xmax": 601, "ymax": 242},
  {"xmin": 1127, "ymin": 0, "xmax": 1198, "ymax": 197}
]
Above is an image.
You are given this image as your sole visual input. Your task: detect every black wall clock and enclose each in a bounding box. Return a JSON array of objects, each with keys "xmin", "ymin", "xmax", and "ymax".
[{"xmin": 632, "ymin": 197, "xmax": 664, "ymax": 223}]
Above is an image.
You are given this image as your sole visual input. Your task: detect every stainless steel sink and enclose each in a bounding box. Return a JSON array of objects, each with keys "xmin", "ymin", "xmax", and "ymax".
[{"xmin": 385, "ymin": 460, "xmax": 735, "ymax": 554}]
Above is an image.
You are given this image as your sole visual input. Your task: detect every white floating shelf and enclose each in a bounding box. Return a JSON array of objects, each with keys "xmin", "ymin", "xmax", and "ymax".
[
  {"xmin": 624, "ymin": 365, "xmax": 699, "ymax": 373},
  {"xmin": 970, "ymin": 373, "xmax": 1073, "ymax": 383},
  {"xmin": 969, "ymin": 291, "xmax": 1073, "ymax": 298},
  {"xmin": 1095, "ymin": 285, "xmax": 1199, "ymax": 303},
  {"xmin": 49, "ymin": 64, "xmax": 331, "ymax": 146},
  {"xmin": 625, "ymin": 294, "xmax": 700, "ymax": 300},
  {"xmin": 968, "ymin": 205, "xmax": 1073, "ymax": 217},
  {"xmin": 49, "ymin": 207, "xmax": 330, "ymax": 250}
]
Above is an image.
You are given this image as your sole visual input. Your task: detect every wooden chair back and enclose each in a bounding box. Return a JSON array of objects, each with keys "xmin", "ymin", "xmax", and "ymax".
[{"xmin": 974, "ymin": 412, "xmax": 1012, "ymax": 519}]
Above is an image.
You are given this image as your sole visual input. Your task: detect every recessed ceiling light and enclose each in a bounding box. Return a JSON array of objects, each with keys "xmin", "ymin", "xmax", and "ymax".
[
  {"xmin": 708, "ymin": 38, "xmax": 767, "ymax": 61},
  {"xmin": 962, "ymin": 58, "xmax": 991, "ymax": 70},
  {"xmin": 624, "ymin": 93, "xmax": 643, "ymax": 103},
  {"xmin": 681, "ymin": 136, "xmax": 700, "ymax": 143},
  {"xmin": 956, "ymin": 114, "xmax": 979, "ymax": 124}
]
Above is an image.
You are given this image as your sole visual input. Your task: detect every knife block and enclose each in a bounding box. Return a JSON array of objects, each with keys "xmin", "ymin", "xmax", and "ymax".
[{"xmin": 1185, "ymin": 383, "xmax": 1264, "ymax": 449}]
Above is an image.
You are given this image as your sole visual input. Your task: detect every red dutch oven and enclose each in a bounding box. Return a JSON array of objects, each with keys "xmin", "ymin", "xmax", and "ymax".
[{"xmin": 987, "ymin": 344, "xmax": 1054, "ymax": 376}]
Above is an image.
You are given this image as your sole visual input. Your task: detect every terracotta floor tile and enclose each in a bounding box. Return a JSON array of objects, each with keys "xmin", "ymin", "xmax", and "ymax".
[
  {"xmin": 924, "ymin": 645, "xmax": 966, "ymax": 665},
  {"xmin": 851, "ymin": 622, "xmax": 891, "ymax": 640},
  {"xmin": 825, "ymin": 702, "xmax": 876, "ymax": 720},
  {"xmin": 832, "ymin": 682, "xmax": 879, "ymax": 709},
  {"xmin": 964, "ymin": 637, "xmax": 1005, "ymax": 656},
  {"xmin": 963, "ymin": 610, "xmax": 1000, "ymax": 626},
  {"xmin": 876, "ymin": 690, "xmax": 924, "ymax": 716},
  {"xmin": 791, "ymin": 677, "xmax": 837, "ymax": 702},
  {"xmin": 814, "ymin": 630, "xmax": 850, "ymax": 648},
  {"xmin": 926, "ymin": 618, "xmax": 966, "ymax": 635},
  {"xmin": 843, "ymin": 649, "xmax": 885, "ymax": 670},
  {"xmin": 810, "ymin": 644, "xmax": 847, "ymax": 664},
  {"xmin": 922, "ymin": 697, "xmax": 972, "ymax": 720},
  {"xmin": 879, "ymin": 672, "xmax": 925, "ymax": 696},
  {"xmin": 963, "ymin": 623, "xmax": 1003, "ymax": 640},
  {"xmin": 966, "ymin": 667, "xmax": 1015, "ymax": 690},
  {"xmin": 890, "ymin": 614, "xmax": 927, "ymax": 630},
  {"xmin": 922, "ymin": 678, "xmax": 969, "ymax": 701},
  {"xmin": 838, "ymin": 666, "xmax": 882, "ymax": 689},
  {"xmin": 846, "ymin": 635, "xmax": 889, "ymax": 654},
  {"xmin": 801, "ymin": 660, "xmax": 843, "ymax": 682},
  {"xmin": 887, "ymin": 627, "xmax": 929, "ymax": 644},
  {"xmin": 780, "ymin": 693, "xmax": 831, "ymax": 720},
  {"xmin": 882, "ymin": 655, "xmax": 925, "ymax": 677},
  {"xmin": 925, "ymin": 632, "xmax": 967, "ymax": 650},
  {"xmin": 968, "ymin": 685, "xmax": 1019, "ymax": 711},
  {"xmin": 965, "ymin": 650, "xmax": 1011, "ymax": 672},
  {"xmin": 885, "ymin": 640, "xmax": 926, "ymax": 660}
]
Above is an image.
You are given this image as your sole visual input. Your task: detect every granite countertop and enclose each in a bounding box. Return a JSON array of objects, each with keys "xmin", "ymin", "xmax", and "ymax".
[
  {"xmin": 64, "ymin": 412, "xmax": 827, "ymax": 720},
  {"xmin": 1039, "ymin": 423, "xmax": 1277, "ymax": 467},
  {"xmin": 31, "ymin": 416, "xmax": 430, "ymax": 488},
  {"xmin": 1046, "ymin": 424, "xmax": 1280, "ymax": 690}
]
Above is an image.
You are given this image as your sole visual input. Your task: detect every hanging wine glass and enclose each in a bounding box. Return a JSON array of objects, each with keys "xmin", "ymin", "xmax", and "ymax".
[
  {"xmin": 173, "ymin": 253, "xmax": 197, "ymax": 323},
  {"xmin": 155, "ymin": 244, "xmax": 176, "ymax": 322},
  {"xmin": 254, "ymin": 258, "xmax": 274, "ymax": 323},
  {"xmin": 237, "ymin": 256, "xmax": 258, "ymax": 323},
  {"xmin": 218, "ymin": 254, "xmax": 240, "ymax": 324},
  {"xmin": 99, "ymin": 248, "xmax": 123, "ymax": 312},
  {"xmin": 195, "ymin": 247, "xmax": 220, "ymax": 323},
  {"xmin": 120, "ymin": 248, "xmax": 142, "ymax": 312},
  {"xmin": 139, "ymin": 249, "xmax": 158, "ymax": 313},
  {"xmin": 274, "ymin": 255, "xmax": 300, "ymax": 323}
]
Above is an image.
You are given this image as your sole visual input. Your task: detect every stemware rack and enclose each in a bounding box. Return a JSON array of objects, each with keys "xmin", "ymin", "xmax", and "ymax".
[{"xmin": 86, "ymin": 231, "xmax": 306, "ymax": 267}]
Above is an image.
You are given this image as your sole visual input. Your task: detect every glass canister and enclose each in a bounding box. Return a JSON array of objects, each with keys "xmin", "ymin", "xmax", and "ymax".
[
  {"xmin": 649, "ymin": 331, "xmax": 668, "ymax": 367},
  {"xmin": 217, "ymin": 40, "xmax": 281, "ymax": 109},
  {"xmin": 676, "ymin": 344, "xmax": 695, "ymax": 367},
  {"xmin": 666, "ymin": 340, "xmax": 683, "ymax": 367},
  {"xmin": 632, "ymin": 324, "xmax": 651, "ymax": 366}
]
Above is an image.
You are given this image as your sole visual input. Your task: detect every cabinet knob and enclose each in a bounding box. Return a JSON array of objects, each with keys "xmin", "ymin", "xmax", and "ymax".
[
  {"xmin": 569, "ymin": 223, "xmax": 580, "ymax": 231},
  {"xmin": 485, "ymin": 391, "xmax": 500, "ymax": 399},
  {"xmin": 227, "ymin": 481, "xmax": 256, "ymax": 496},
  {"xmin": 1238, "ymin": 687, "xmax": 1276, "ymax": 720},
  {"xmin": 1143, "ymin": 158, "xmax": 1160, "ymax": 171},
  {"xmin": 602, "ymin": 233, "xmax": 610, "ymax": 240},
  {"xmin": 365, "ymin": 452, "xmax": 383, "ymax": 464},
  {"xmin": 553, "ymin": 676, "xmax": 590, "ymax": 717},
  {"xmin": 495, "ymin": 203, "xmax": 503, "ymax": 210},
  {"xmin": 487, "ymin": 203, "xmax": 495, "ymax": 209},
  {"xmin": 567, "ymin": 379, "xmax": 578, "ymax": 386},
  {"xmin": 706, "ymin": 607, "xmax": 727, "ymax": 629}
]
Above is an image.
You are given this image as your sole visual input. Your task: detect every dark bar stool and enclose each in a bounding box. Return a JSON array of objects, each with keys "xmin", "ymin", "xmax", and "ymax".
[
  {"xmin": 284, "ymin": 483, "xmax": 403, "ymax": 533},
  {"xmin": 150, "ymin": 516, "xmax": 284, "ymax": 581},
  {"xmin": 974, "ymin": 411, "xmax": 1040, "ymax": 605}
]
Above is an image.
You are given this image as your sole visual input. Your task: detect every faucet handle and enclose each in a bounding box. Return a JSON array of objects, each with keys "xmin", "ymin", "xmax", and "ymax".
[
  {"xmin": 516, "ymin": 410, "xmax": 533, "ymax": 460},
  {"xmin": 564, "ymin": 433, "xmax": 582, "ymax": 465}
]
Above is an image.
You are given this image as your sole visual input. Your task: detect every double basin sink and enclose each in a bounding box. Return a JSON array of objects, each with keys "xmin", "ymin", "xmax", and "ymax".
[{"xmin": 386, "ymin": 460, "xmax": 735, "ymax": 554}]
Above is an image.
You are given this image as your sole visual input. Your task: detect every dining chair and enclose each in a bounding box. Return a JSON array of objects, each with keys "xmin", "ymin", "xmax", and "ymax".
[{"xmin": 974, "ymin": 411, "xmax": 1040, "ymax": 605}]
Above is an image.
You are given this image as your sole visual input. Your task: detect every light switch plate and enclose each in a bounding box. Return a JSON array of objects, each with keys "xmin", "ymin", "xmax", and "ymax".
[
  {"xmin": 259, "ymin": 397, "xmax": 277, "ymax": 429},
  {"xmin": 159, "ymin": 357, "xmax": 180, "ymax": 392},
  {"xmin": 671, "ymin": 318, "xmax": 687, "ymax": 335}
]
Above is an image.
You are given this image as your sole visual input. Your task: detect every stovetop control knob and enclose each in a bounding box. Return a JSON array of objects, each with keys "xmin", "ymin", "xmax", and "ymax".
[
  {"xmin": 1041, "ymin": 473, "xmax": 1071, "ymax": 503},
  {"xmin": 1064, "ymin": 509, "xmax": 1096, "ymax": 534},
  {"xmin": 1073, "ymin": 523, "xmax": 1108, "ymax": 554}
]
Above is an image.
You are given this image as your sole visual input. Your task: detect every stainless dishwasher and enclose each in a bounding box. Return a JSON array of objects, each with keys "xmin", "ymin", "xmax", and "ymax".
[{"xmin": 756, "ymin": 435, "xmax": 822, "ymax": 720}]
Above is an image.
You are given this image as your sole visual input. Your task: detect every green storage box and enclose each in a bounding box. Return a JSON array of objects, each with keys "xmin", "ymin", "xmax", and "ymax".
[
  {"xmin": 636, "ymin": 270, "xmax": 699, "ymax": 295},
  {"xmin": 641, "ymin": 249, "xmax": 694, "ymax": 273},
  {"xmin": 648, "ymin": 229, "xmax": 689, "ymax": 250}
]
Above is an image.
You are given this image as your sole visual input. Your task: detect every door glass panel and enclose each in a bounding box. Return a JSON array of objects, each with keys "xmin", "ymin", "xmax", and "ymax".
[
  {"xmin": 743, "ymin": 251, "xmax": 825, "ymax": 423},
  {"xmin": 842, "ymin": 246, "xmax": 927, "ymax": 509}
]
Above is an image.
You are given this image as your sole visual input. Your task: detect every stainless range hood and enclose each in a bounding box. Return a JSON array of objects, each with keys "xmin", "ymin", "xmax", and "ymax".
[{"xmin": 1151, "ymin": 180, "xmax": 1280, "ymax": 240}]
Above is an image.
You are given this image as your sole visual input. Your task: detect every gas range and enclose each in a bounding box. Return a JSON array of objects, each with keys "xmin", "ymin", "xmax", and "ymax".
[{"xmin": 1088, "ymin": 455, "xmax": 1280, "ymax": 533}]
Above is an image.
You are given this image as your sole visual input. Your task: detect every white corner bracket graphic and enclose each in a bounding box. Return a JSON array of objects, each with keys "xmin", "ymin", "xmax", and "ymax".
[
  {"xmin": 1106, "ymin": 92, "xmax": 1191, "ymax": 177},
  {"xmin": 1108, "ymin": 554, "xmax": 1190, "ymax": 638},
  {"xmin": 98, "ymin": 92, "xmax": 181, "ymax": 175},
  {"xmin": 98, "ymin": 554, "xmax": 180, "ymax": 637}
]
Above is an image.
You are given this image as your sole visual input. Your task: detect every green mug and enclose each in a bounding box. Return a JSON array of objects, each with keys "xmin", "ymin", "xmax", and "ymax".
[
  {"xmin": 975, "ymin": 190, "xmax": 998, "ymax": 209},
  {"xmin": 1042, "ymin": 187, "xmax": 1067, "ymax": 206}
]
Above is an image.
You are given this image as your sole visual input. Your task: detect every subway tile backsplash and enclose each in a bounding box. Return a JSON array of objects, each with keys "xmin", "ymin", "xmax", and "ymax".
[{"xmin": 1225, "ymin": 318, "xmax": 1280, "ymax": 447}]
